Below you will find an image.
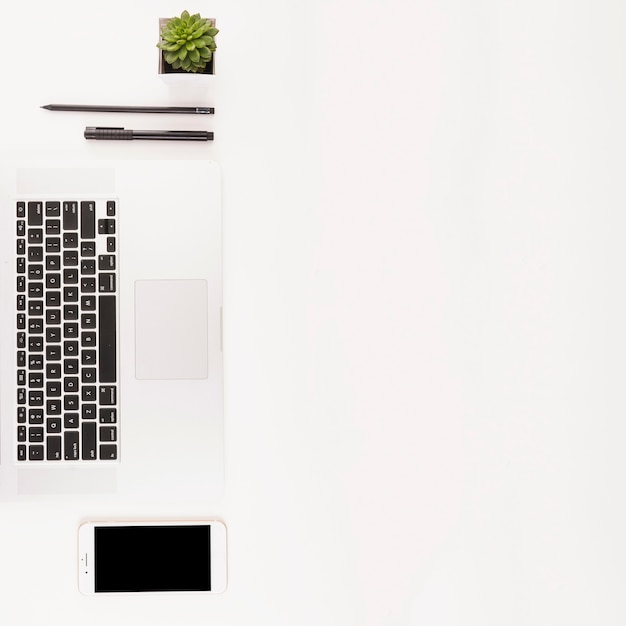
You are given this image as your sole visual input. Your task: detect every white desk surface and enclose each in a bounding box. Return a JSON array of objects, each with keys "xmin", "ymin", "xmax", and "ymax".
[{"xmin": 3, "ymin": 0, "xmax": 626, "ymax": 624}]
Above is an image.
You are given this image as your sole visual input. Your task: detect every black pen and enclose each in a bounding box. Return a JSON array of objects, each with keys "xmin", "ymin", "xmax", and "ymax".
[
  {"xmin": 43, "ymin": 104, "xmax": 214, "ymax": 114},
  {"xmin": 84, "ymin": 127, "xmax": 213, "ymax": 141}
]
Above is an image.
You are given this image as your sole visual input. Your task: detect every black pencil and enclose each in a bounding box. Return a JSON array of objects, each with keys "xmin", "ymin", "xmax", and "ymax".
[{"xmin": 42, "ymin": 104, "xmax": 214, "ymax": 114}]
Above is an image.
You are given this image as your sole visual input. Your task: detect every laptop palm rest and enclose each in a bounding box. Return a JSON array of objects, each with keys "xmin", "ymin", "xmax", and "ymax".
[{"xmin": 18, "ymin": 467, "xmax": 117, "ymax": 494}]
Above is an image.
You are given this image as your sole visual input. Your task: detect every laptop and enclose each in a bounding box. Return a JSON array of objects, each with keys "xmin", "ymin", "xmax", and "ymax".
[{"xmin": 0, "ymin": 158, "xmax": 224, "ymax": 502}]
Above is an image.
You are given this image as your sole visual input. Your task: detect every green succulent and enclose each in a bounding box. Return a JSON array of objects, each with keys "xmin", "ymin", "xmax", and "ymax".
[{"xmin": 157, "ymin": 11, "xmax": 218, "ymax": 73}]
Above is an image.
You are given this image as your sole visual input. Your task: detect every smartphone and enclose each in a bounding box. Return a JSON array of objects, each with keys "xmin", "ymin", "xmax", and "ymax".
[{"xmin": 78, "ymin": 520, "xmax": 227, "ymax": 595}]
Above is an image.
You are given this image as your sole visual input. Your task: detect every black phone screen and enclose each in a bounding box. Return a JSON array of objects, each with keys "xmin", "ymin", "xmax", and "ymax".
[{"xmin": 94, "ymin": 525, "xmax": 211, "ymax": 592}]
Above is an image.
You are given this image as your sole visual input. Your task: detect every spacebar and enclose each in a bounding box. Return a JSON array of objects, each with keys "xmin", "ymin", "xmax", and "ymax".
[{"xmin": 98, "ymin": 295, "xmax": 117, "ymax": 383}]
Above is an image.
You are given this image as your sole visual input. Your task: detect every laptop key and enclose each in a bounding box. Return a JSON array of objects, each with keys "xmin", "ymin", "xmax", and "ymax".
[
  {"xmin": 63, "ymin": 232, "xmax": 78, "ymax": 248},
  {"xmin": 28, "ymin": 391, "xmax": 44, "ymax": 406},
  {"xmin": 28, "ymin": 202, "xmax": 43, "ymax": 226},
  {"xmin": 46, "ymin": 363, "xmax": 61, "ymax": 378},
  {"xmin": 82, "ymin": 422, "xmax": 97, "ymax": 460},
  {"xmin": 99, "ymin": 444, "xmax": 117, "ymax": 460},
  {"xmin": 46, "ymin": 219, "xmax": 60, "ymax": 235},
  {"xmin": 46, "ymin": 436, "xmax": 62, "ymax": 460},
  {"xmin": 28, "ymin": 228, "xmax": 43, "ymax": 244},
  {"xmin": 82, "ymin": 404, "xmax": 96, "ymax": 419},
  {"xmin": 64, "ymin": 413, "xmax": 79, "ymax": 428},
  {"xmin": 63, "ymin": 305, "xmax": 79, "ymax": 320},
  {"xmin": 46, "ymin": 418, "xmax": 61, "ymax": 433},
  {"xmin": 28, "ymin": 427, "xmax": 44, "ymax": 443},
  {"xmin": 64, "ymin": 359, "xmax": 79, "ymax": 375},
  {"xmin": 64, "ymin": 431, "xmax": 79, "ymax": 460},
  {"xmin": 81, "ymin": 277, "xmax": 96, "ymax": 292},
  {"xmin": 63, "ymin": 251, "xmax": 78, "ymax": 266},
  {"xmin": 98, "ymin": 273, "xmax": 115, "ymax": 293},
  {"xmin": 28, "ymin": 373, "xmax": 43, "ymax": 388},
  {"xmin": 80, "ymin": 202, "xmax": 95, "ymax": 239},
  {"xmin": 99, "ymin": 426, "xmax": 117, "ymax": 442},
  {"xmin": 47, "ymin": 400, "xmax": 61, "ymax": 415},
  {"xmin": 99, "ymin": 386, "xmax": 117, "ymax": 405},
  {"xmin": 63, "ymin": 201, "xmax": 78, "ymax": 230},
  {"xmin": 45, "ymin": 201, "xmax": 60, "ymax": 217},
  {"xmin": 81, "ymin": 350, "xmax": 96, "ymax": 366},
  {"xmin": 82, "ymin": 385, "xmax": 96, "ymax": 402},
  {"xmin": 81, "ymin": 241, "xmax": 96, "ymax": 256},
  {"xmin": 28, "ymin": 355, "xmax": 43, "ymax": 370},
  {"xmin": 98, "ymin": 218, "xmax": 115, "ymax": 234},
  {"xmin": 28, "ymin": 445, "xmax": 44, "ymax": 461},
  {"xmin": 98, "ymin": 255, "xmax": 116, "ymax": 271},
  {"xmin": 98, "ymin": 296, "xmax": 117, "ymax": 382},
  {"xmin": 63, "ymin": 268, "xmax": 78, "ymax": 283},
  {"xmin": 46, "ymin": 237, "xmax": 60, "ymax": 253},
  {"xmin": 28, "ymin": 246, "xmax": 43, "ymax": 262},
  {"xmin": 64, "ymin": 395, "xmax": 79, "ymax": 411},
  {"xmin": 99, "ymin": 408, "xmax": 117, "ymax": 423},
  {"xmin": 29, "ymin": 409, "xmax": 44, "ymax": 424},
  {"xmin": 80, "ymin": 259, "xmax": 95, "ymax": 275},
  {"xmin": 46, "ymin": 256, "xmax": 61, "ymax": 271}
]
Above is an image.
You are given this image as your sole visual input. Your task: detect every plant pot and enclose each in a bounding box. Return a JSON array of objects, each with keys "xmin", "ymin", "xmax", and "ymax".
[{"xmin": 158, "ymin": 17, "xmax": 216, "ymax": 76}]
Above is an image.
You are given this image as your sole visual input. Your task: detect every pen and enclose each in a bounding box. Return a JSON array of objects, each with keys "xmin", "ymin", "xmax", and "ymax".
[
  {"xmin": 84, "ymin": 127, "xmax": 213, "ymax": 141},
  {"xmin": 43, "ymin": 104, "xmax": 214, "ymax": 114}
]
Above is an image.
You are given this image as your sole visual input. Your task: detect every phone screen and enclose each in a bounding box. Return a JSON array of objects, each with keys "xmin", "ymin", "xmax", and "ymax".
[{"xmin": 94, "ymin": 525, "xmax": 211, "ymax": 592}]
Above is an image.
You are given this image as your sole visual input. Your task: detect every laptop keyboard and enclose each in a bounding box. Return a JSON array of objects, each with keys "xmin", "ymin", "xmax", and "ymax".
[{"xmin": 16, "ymin": 199, "xmax": 118, "ymax": 462}]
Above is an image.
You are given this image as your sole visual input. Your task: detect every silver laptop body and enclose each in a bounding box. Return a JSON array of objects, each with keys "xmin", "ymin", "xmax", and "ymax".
[{"xmin": 0, "ymin": 159, "xmax": 224, "ymax": 502}]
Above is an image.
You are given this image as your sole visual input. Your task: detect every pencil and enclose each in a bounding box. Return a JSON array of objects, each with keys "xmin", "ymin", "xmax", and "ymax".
[{"xmin": 42, "ymin": 104, "xmax": 214, "ymax": 114}]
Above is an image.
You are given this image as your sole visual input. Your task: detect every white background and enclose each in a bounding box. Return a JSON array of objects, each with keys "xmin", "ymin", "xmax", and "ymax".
[{"xmin": 3, "ymin": 0, "xmax": 626, "ymax": 624}]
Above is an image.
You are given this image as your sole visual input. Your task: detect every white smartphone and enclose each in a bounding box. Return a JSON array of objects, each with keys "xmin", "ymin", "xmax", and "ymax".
[{"xmin": 78, "ymin": 520, "xmax": 227, "ymax": 595}]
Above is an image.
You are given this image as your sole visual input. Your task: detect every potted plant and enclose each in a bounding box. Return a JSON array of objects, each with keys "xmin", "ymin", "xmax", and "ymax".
[{"xmin": 157, "ymin": 10, "xmax": 218, "ymax": 75}]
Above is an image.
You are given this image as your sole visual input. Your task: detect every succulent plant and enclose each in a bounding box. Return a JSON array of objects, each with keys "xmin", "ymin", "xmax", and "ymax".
[{"xmin": 157, "ymin": 11, "xmax": 218, "ymax": 73}]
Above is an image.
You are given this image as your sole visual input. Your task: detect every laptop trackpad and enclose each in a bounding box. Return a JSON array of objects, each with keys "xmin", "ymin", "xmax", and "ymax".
[{"xmin": 135, "ymin": 279, "xmax": 208, "ymax": 380}]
